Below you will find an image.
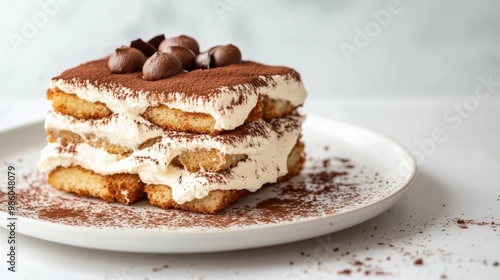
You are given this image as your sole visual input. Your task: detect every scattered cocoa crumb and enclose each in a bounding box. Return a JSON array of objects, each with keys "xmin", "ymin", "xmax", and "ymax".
[
  {"xmin": 454, "ymin": 218, "xmax": 500, "ymax": 229},
  {"xmin": 414, "ymin": 258, "xmax": 424, "ymax": 265},
  {"xmin": 338, "ymin": 269, "xmax": 351, "ymax": 275},
  {"xmin": 456, "ymin": 219, "xmax": 468, "ymax": 229},
  {"xmin": 352, "ymin": 261, "xmax": 363, "ymax": 266},
  {"xmin": 152, "ymin": 264, "xmax": 169, "ymax": 272}
]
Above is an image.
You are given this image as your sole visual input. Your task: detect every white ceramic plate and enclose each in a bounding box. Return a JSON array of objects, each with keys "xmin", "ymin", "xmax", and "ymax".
[{"xmin": 0, "ymin": 115, "xmax": 416, "ymax": 253}]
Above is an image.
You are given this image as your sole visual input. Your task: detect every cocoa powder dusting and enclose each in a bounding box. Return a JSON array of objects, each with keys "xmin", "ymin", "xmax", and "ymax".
[
  {"xmin": 39, "ymin": 208, "xmax": 88, "ymax": 221},
  {"xmin": 53, "ymin": 59, "xmax": 300, "ymax": 103},
  {"xmin": 0, "ymin": 153, "xmax": 398, "ymax": 231},
  {"xmin": 56, "ymin": 143, "xmax": 77, "ymax": 154}
]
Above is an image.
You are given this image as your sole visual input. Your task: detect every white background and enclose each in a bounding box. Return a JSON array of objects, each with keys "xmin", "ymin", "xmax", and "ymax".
[
  {"xmin": 0, "ymin": 0, "xmax": 499, "ymax": 99},
  {"xmin": 0, "ymin": 1, "xmax": 500, "ymax": 279}
]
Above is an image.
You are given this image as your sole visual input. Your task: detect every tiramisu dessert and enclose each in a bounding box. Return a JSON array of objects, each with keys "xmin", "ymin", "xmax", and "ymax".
[{"xmin": 38, "ymin": 34, "xmax": 307, "ymax": 213}]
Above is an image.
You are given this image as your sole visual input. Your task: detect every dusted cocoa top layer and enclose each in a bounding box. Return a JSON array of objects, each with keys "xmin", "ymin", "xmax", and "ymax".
[
  {"xmin": 50, "ymin": 57, "xmax": 307, "ymax": 131},
  {"xmin": 53, "ymin": 58, "xmax": 300, "ymax": 101}
]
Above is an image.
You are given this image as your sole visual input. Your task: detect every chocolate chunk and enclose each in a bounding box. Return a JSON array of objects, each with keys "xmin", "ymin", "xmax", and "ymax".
[
  {"xmin": 211, "ymin": 44, "xmax": 242, "ymax": 67},
  {"xmin": 159, "ymin": 35, "xmax": 200, "ymax": 55},
  {"xmin": 159, "ymin": 46, "xmax": 196, "ymax": 70},
  {"xmin": 147, "ymin": 34, "xmax": 166, "ymax": 49},
  {"xmin": 194, "ymin": 51, "xmax": 211, "ymax": 69},
  {"xmin": 142, "ymin": 51, "xmax": 183, "ymax": 81},
  {"xmin": 108, "ymin": 46, "xmax": 146, "ymax": 74},
  {"xmin": 192, "ymin": 46, "xmax": 220, "ymax": 69},
  {"xmin": 130, "ymin": 39, "xmax": 157, "ymax": 57}
]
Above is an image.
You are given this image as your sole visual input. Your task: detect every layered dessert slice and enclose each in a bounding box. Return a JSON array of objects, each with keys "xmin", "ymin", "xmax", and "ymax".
[{"xmin": 38, "ymin": 34, "xmax": 307, "ymax": 213}]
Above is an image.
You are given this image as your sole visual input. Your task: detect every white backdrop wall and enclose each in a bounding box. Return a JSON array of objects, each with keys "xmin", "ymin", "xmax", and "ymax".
[{"xmin": 0, "ymin": 0, "xmax": 499, "ymax": 99}]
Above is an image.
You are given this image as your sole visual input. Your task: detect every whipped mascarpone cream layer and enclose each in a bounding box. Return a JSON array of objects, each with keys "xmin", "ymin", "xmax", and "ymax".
[
  {"xmin": 49, "ymin": 59, "xmax": 307, "ymax": 131},
  {"xmin": 44, "ymin": 110, "xmax": 163, "ymax": 148},
  {"xmin": 38, "ymin": 112, "xmax": 304, "ymax": 203}
]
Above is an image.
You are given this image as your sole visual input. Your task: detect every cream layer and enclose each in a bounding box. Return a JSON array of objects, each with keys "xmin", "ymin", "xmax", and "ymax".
[{"xmin": 38, "ymin": 114, "xmax": 304, "ymax": 204}]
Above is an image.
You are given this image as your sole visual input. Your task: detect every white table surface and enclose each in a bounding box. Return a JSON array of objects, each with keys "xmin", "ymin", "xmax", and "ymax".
[{"xmin": 1, "ymin": 96, "xmax": 499, "ymax": 280}]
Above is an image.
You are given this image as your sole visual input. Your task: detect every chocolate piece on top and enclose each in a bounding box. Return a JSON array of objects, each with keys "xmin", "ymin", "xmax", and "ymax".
[
  {"xmin": 143, "ymin": 51, "xmax": 183, "ymax": 81},
  {"xmin": 130, "ymin": 39, "xmax": 157, "ymax": 57},
  {"xmin": 159, "ymin": 35, "xmax": 200, "ymax": 55},
  {"xmin": 160, "ymin": 46, "xmax": 196, "ymax": 70},
  {"xmin": 147, "ymin": 34, "xmax": 166, "ymax": 49},
  {"xmin": 108, "ymin": 47, "xmax": 146, "ymax": 74},
  {"xmin": 194, "ymin": 51, "xmax": 211, "ymax": 70},
  {"xmin": 211, "ymin": 44, "xmax": 242, "ymax": 67}
]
